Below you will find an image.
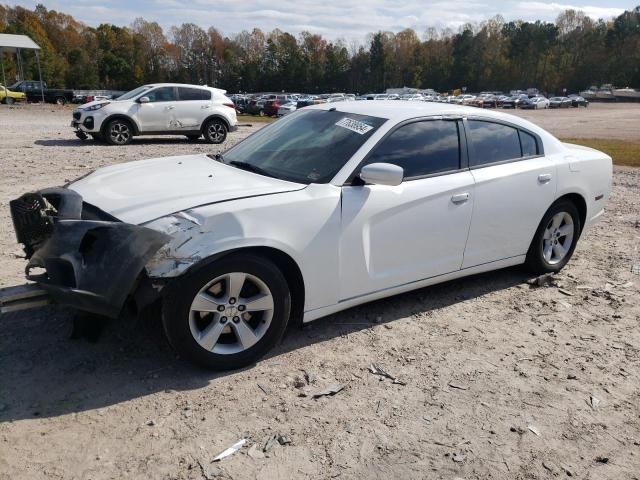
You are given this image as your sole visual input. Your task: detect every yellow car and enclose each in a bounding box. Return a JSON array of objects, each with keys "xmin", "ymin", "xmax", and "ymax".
[{"xmin": 0, "ymin": 84, "xmax": 26, "ymax": 104}]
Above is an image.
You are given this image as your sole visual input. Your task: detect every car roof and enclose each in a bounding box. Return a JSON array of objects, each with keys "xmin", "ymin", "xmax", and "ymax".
[
  {"xmin": 306, "ymin": 100, "xmax": 564, "ymax": 152},
  {"xmin": 143, "ymin": 83, "xmax": 226, "ymax": 94},
  {"xmin": 308, "ymin": 100, "xmax": 512, "ymax": 122}
]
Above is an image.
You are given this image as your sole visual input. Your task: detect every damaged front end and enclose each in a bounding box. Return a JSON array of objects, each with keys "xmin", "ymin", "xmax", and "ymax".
[{"xmin": 9, "ymin": 188, "xmax": 170, "ymax": 318}]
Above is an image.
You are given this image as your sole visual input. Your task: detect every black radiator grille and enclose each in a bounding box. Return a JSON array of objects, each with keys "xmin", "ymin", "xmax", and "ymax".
[{"xmin": 9, "ymin": 193, "xmax": 55, "ymax": 257}]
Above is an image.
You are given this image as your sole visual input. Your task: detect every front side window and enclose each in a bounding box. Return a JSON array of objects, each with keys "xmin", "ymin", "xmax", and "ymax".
[
  {"xmin": 364, "ymin": 120, "xmax": 461, "ymax": 178},
  {"xmin": 467, "ymin": 120, "xmax": 521, "ymax": 166},
  {"xmin": 145, "ymin": 87, "xmax": 176, "ymax": 102},
  {"xmin": 178, "ymin": 87, "xmax": 211, "ymax": 101},
  {"xmin": 222, "ymin": 109, "xmax": 386, "ymax": 184},
  {"xmin": 117, "ymin": 85, "xmax": 152, "ymax": 101}
]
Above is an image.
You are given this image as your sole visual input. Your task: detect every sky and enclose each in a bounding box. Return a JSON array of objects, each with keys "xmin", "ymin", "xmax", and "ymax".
[{"xmin": 9, "ymin": 0, "xmax": 638, "ymax": 43}]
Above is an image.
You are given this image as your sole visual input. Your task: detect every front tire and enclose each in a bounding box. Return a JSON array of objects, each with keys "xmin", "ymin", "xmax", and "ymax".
[
  {"xmin": 526, "ymin": 200, "xmax": 581, "ymax": 274},
  {"xmin": 5, "ymin": 97, "xmax": 15, "ymax": 105},
  {"xmin": 55, "ymin": 96, "xmax": 66, "ymax": 105},
  {"xmin": 104, "ymin": 118, "xmax": 133, "ymax": 145},
  {"xmin": 202, "ymin": 119, "xmax": 227, "ymax": 144},
  {"xmin": 162, "ymin": 254, "xmax": 291, "ymax": 370}
]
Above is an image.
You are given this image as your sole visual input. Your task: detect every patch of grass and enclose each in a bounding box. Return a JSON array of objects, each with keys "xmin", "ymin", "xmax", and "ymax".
[
  {"xmin": 237, "ymin": 114, "xmax": 274, "ymax": 124},
  {"xmin": 560, "ymin": 138, "xmax": 640, "ymax": 167}
]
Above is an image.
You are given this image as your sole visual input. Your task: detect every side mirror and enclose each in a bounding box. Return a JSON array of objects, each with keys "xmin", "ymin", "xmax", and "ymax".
[
  {"xmin": 138, "ymin": 96, "xmax": 150, "ymax": 103},
  {"xmin": 359, "ymin": 163, "xmax": 404, "ymax": 186}
]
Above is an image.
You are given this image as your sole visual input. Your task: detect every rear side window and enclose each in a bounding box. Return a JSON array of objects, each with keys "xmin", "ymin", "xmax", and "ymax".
[
  {"xmin": 178, "ymin": 87, "xmax": 211, "ymax": 101},
  {"xmin": 365, "ymin": 120, "xmax": 460, "ymax": 178},
  {"xmin": 520, "ymin": 130, "xmax": 538, "ymax": 156},
  {"xmin": 467, "ymin": 120, "xmax": 521, "ymax": 166}
]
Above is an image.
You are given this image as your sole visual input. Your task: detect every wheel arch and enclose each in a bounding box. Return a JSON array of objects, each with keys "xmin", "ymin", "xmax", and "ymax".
[
  {"xmin": 554, "ymin": 192, "xmax": 587, "ymax": 235},
  {"xmin": 173, "ymin": 246, "xmax": 306, "ymax": 327},
  {"xmin": 101, "ymin": 114, "xmax": 140, "ymax": 135},
  {"xmin": 201, "ymin": 114, "xmax": 230, "ymax": 132}
]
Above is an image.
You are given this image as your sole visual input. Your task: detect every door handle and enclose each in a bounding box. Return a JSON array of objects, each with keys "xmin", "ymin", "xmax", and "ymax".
[
  {"xmin": 538, "ymin": 173, "xmax": 552, "ymax": 183},
  {"xmin": 166, "ymin": 106, "xmax": 175, "ymax": 110},
  {"xmin": 201, "ymin": 105, "xmax": 211, "ymax": 109},
  {"xmin": 451, "ymin": 193, "xmax": 470, "ymax": 204}
]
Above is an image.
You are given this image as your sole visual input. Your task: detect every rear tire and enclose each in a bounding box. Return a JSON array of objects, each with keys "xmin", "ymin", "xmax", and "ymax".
[
  {"xmin": 5, "ymin": 97, "xmax": 15, "ymax": 105},
  {"xmin": 525, "ymin": 200, "xmax": 581, "ymax": 274},
  {"xmin": 162, "ymin": 254, "xmax": 291, "ymax": 370},
  {"xmin": 104, "ymin": 118, "xmax": 133, "ymax": 145},
  {"xmin": 202, "ymin": 119, "xmax": 227, "ymax": 144},
  {"xmin": 55, "ymin": 96, "xmax": 66, "ymax": 105}
]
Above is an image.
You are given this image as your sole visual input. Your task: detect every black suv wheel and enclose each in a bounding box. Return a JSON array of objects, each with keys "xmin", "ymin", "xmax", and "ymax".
[
  {"xmin": 203, "ymin": 119, "xmax": 227, "ymax": 144},
  {"xmin": 104, "ymin": 118, "xmax": 134, "ymax": 145}
]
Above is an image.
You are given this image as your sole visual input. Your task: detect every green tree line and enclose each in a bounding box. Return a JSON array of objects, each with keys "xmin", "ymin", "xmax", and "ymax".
[{"xmin": 1, "ymin": 4, "xmax": 639, "ymax": 93}]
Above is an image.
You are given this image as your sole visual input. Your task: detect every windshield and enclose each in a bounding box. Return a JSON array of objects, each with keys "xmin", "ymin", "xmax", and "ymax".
[
  {"xmin": 222, "ymin": 109, "xmax": 386, "ymax": 184},
  {"xmin": 117, "ymin": 85, "xmax": 152, "ymax": 101}
]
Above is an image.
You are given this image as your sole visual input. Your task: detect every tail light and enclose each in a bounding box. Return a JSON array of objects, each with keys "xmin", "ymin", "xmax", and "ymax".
[{"xmin": 223, "ymin": 102, "xmax": 235, "ymax": 109}]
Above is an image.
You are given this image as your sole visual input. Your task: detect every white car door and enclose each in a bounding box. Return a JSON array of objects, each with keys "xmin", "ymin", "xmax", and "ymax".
[
  {"xmin": 173, "ymin": 86, "xmax": 212, "ymax": 130},
  {"xmin": 340, "ymin": 119, "xmax": 475, "ymax": 300},
  {"xmin": 461, "ymin": 119, "xmax": 557, "ymax": 268},
  {"xmin": 134, "ymin": 86, "xmax": 177, "ymax": 132}
]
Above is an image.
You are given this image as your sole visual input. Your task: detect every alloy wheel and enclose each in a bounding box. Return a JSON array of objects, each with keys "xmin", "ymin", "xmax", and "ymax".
[
  {"xmin": 188, "ymin": 272, "xmax": 274, "ymax": 355},
  {"xmin": 542, "ymin": 212, "xmax": 574, "ymax": 265},
  {"xmin": 207, "ymin": 123, "xmax": 226, "ymax": 143},
  {"xmin": 109, "ymin": 122, "xmax": 131, "ymax": 144}
]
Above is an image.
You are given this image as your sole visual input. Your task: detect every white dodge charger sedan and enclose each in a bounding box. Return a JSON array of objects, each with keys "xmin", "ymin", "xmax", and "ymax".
[{"xmin": 10, "ymin": 102, "xmax": 611, "ymax": 369}]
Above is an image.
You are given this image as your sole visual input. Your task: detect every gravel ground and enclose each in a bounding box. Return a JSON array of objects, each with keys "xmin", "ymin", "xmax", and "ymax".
[{"xmin": 0, "ymin": 104, "xmax": 639, "ymax": 480}]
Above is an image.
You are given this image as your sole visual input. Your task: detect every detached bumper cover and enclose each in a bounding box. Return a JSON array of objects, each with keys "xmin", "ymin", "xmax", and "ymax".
[{"xmin": 10, "ymin": 188, "xmax": 170, "ymax": 317}]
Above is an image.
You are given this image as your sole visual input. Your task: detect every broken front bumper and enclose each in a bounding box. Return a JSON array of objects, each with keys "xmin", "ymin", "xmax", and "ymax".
[{"xmin": 10, "ymin": 188, "xmax": 170, "ymax": 318}]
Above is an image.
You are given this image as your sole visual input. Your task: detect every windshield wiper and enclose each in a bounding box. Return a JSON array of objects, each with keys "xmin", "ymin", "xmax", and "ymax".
[
  {"xmin": 227, "ymin": 160, "xmax": 277, "ymax": 179},
  {"xmin": 207, "ymin": 152, "xmax": 224, "ymax": 162}
]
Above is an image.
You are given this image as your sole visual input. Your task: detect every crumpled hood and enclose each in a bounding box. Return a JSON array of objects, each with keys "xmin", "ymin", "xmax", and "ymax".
[{"xmin": 68, "ymin": 154, "xmax": 305, "ymax": 224}]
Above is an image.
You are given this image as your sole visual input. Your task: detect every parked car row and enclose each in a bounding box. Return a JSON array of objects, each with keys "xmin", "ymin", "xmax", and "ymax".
[
  {"xmin": 230, "ymin": 92, "xmax": 357, "ymax": 117},
  {"xmin": 347, "ymin": 91, "xmax": 589, "ymax": 110}
]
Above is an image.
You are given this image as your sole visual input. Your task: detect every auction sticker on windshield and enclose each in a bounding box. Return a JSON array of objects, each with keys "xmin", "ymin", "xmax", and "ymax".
[{"xmin": 335, "ymin": 117, "xmax": 374, "ymax": 135}]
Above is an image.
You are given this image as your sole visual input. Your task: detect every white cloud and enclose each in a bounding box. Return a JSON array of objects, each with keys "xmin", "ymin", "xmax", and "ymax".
[{"xmin": 516, "ymin": 2, "xmax": 626, "ymax": 20}]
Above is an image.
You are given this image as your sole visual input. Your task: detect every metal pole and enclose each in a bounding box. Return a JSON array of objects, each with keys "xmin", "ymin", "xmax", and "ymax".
[
  {"xmin": 35, "ymin": 50, "xmax": 45, "ymax": 103},
  {"xmin": 17, "ymin": 48, "xmax": 24, "ymax": 81},
  {"xmin": 0, "ymin": 49, "xmax": 6, "ymax": 88},
  {"xmin": 0, "ymin": 49, "xmax": 6, "ymax": 102}
]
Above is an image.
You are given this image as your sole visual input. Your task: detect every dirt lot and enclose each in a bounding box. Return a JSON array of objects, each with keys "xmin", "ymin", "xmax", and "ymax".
[{"xmin": 0, "ymin": 104, "xmax": 639, "ymax": 480}]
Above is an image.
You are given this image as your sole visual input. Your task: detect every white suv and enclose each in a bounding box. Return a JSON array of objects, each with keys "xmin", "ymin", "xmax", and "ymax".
[{"xmin": 71, "ymin": 83, "xmax": 238, "ymax": 145}]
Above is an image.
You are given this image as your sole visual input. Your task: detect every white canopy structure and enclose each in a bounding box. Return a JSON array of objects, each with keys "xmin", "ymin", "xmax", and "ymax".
[{"xmin": 0, "ymin": 33, "xmax": 44, "ymax": 102}]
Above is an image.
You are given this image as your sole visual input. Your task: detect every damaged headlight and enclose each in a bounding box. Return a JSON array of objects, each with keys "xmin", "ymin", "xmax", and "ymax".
[{"xmin": 82, "ymin": 102, "xmax": 110, "ymax": 111}]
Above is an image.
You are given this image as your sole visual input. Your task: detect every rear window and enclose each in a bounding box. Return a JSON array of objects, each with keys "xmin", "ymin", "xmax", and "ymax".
[
  {"xmin": 467, "ymin": 120, "xmax": 522, "ymax": 166},
  {"xmin": 178, "ymin": 87, "xmax": 211, "ymax": 101},
  {"xmin": 520, "ymin": 130, "xmax": 538, "ymax": 157},
  {"xmin": 468, "ymin": 120, "xmax": 540, "ymax": 166}
]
